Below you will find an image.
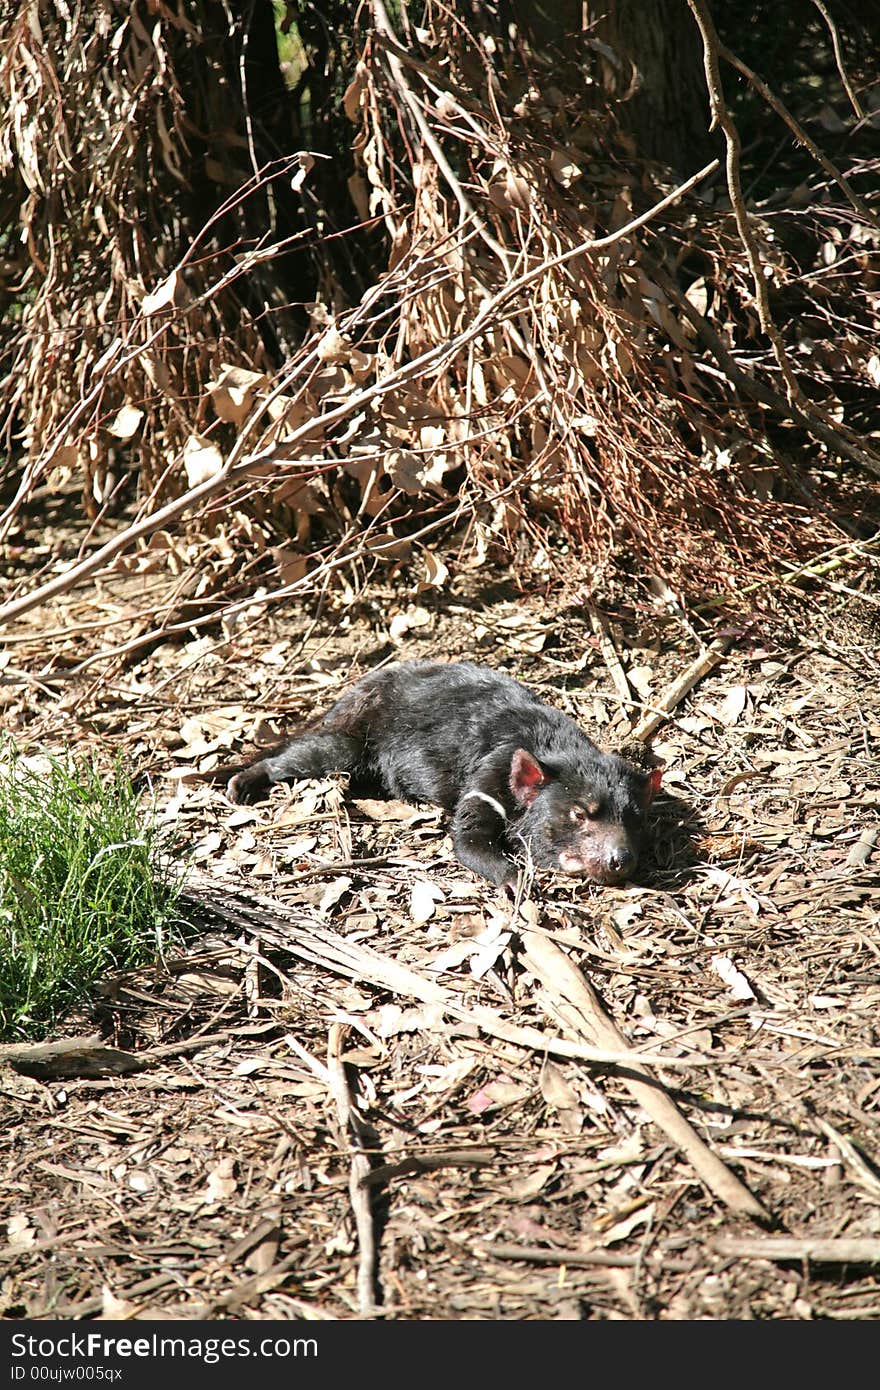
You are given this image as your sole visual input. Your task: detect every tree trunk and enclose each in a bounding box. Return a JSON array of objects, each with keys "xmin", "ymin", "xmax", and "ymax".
[
  {"xmin": 587, "ymin": 0, "xmax": 721, "ymax": 173},
  {"xmin": 519, "ymin": 0, "xmax": 720, "ymax": 174}
]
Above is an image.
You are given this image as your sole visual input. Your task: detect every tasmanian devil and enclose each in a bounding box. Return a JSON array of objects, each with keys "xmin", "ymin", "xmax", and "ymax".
[{"xmin": 223, "ymin": 661, "xmax": 660, "ymax": 888}]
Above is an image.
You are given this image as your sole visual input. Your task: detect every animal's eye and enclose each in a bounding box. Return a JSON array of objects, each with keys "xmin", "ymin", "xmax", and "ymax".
[{"xmin": 570, "ymin": 804, "xmax": 587, "ymax": 824}]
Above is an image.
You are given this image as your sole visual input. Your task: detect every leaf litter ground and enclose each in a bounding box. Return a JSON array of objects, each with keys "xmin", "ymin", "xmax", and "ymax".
[{"xmin": 2, "ymin": 566, "xmax": 879, "ymax": 1321}]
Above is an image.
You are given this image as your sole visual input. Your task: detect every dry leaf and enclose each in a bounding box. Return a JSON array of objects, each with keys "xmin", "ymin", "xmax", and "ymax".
[
  {"xmin": 290, "ymin": 152, "xmax": 314, "ymax": 191},
  {"xmin": 205, "ymin": 1157, "xmax": 237, "ymax": 1204},
  {"xmin": 101, "ymin": 1287, "xmax": 136, "ymax": 1318},
  {"xmin": 468, "ymin": 922, "xmax": 512, "ymax": 979},
  {"xmin": 508, "ymin": 1164, "xmax": 557, "ymax": 1199},
  {"xmin": 183, "ymin": 434, "xmax": 224, "ymax": 487},
  {"xmin": 343, "ymin": 64, "xmax": 368, "ymax": 121},
  {"xmin": 352, "ymin": 797, "xmax": 431, "ymax": 823},
  {"xmin": 317, "ymin": 326, "xmax": 350, "ymax": 363},
  {"xmin": 271, "ymin": 547, "xmax": 309, "ymax": 587},
  {"xmin": 711, "ymin": 955, "xmax": 756, "ymax": 1002},
  {"xmin": 385, "ymin": 448, "xmax": 447, "ymax": 494},
  {"xmin": 107, "ymin": 404, "xmax": 144, "ymax": 439},
  {"xmin": 421, "ymin": 550, "xmax": 449, "ymax": 588},
  {"xmin": 466, "ymin": 1078, "xmax": 531, "ymax": 1115},
  {"xmin": 411, "ymin": 879, "xmax": 443, "ymax": 924},
  {"xmin": 318, "ymin": 876, "xmax": 352, "ymax": 916},
  {"xmin": 206, "ymin": 364, "xmax": 267, "ymax": 425},
  {"xmin": 539, "ymin": 1060, "xmax": 580, "ymax": 1112},
  {"xmin": 599, "ymin": 1203, "xmax": 655, "ymax": 1246},
  {"xmin": 6, "ymin": 1215, "xmax": 35, "ymax": 1249},
  {"xmin": 141, "ymin": 270, "xmax": 181, "ymax": 315},
  {"xmin": 550, "ymin": 148, "xmax": 582, "ymax": 186},
  {"xmin": 389, "ymin": 606, "xmax": 432, "ymax": 641}
]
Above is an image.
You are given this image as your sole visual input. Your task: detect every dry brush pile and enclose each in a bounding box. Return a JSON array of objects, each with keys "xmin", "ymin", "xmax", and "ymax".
[{"xmin": 1, "ymin": 0, "xmax": 879, "ymax": 672}]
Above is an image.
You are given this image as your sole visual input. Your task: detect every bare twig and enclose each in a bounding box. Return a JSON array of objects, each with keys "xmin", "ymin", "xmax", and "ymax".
[
  {"xmin": 587, "ymin": 605, "xmax": 633, "ymax": 710},
  {"xmin": 715, "ymin": 1236, "xmax": 880, "ymax": 1265},
  {"xmin": 687, "ymin": 0, "xmax": 807, "ymax": 409},
  {"xmin": 809, "ymin": 0, "xmax": 864, "ymax": 119},
  {"xmin": 630, "ymin": 634, "xmax": 733, "ymax": 740},
  {"xmin": 718, "ymin": 43, "xmax": 872, "ymax": 224},
  {"xmin": 327, "ymin": 1022, "xmax": 379, "ymax": 1317}
]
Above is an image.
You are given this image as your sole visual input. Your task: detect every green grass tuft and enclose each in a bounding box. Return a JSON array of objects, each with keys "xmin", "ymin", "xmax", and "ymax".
[{"xmin": 0, "ymin": 747, "xmax": 185, "ymax": 1042}]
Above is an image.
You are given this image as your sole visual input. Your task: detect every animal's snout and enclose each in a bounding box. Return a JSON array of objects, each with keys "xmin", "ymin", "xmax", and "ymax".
[
  {"xmin": 557, "ymin": 829, "xmax": 639, "ymax": 884},
  {"xmin": 605, "ymin": 843, "xmax": 637, "ymax": 878}
]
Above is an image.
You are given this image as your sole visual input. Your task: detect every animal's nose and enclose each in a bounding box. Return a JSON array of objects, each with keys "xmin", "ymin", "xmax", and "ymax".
[{"xmin": 607, "ymin": 845, "xmax": 636, "ymax": 876}]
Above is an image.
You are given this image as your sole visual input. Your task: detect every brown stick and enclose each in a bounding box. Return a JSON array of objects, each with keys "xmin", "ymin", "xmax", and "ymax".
[
  {"xmin": 715, "ymin": 1236, "xmax": 880, "ymax": 1265},
  {"xmin": 718, "ymin": 42, "xmax": 871, "ymax": 223},
  {"xmin": 476, "ymin": 1242, "xmax": 638, "ymax": 1269},
  {"xmin": 630, "ymin": 634, "xmax": 733, "ymax": 740},
  {"xmin": 328, "ymin": 1022, "xmax": 379, "ymax": 1317},
  {"xmin": 587, "ymin": 605, "xmax": 633, "ymax": 709},
  {"xmin": 518, "ymin": 926, "xmax": 768, "ymax": 1220},
  {"xmin": 687, "ymin": 0, "xmax": 804, "ymax": 407}
]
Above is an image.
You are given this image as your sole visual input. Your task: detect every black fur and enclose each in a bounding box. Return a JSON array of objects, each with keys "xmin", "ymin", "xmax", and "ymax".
[{"xmin": 225, "ymin": 661, "xmax": 660, "ymax": 887}]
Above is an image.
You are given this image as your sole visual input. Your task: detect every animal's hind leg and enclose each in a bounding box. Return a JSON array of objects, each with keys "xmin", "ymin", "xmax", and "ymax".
[{"xmin": 227, "ymin": 731, "xmax": 363, "ymax": 804}]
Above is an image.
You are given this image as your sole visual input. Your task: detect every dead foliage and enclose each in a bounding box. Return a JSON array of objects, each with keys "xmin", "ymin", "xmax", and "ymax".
[{"xmin": 1, "ymin": 2, "xmax": 879, "ymax": 676}]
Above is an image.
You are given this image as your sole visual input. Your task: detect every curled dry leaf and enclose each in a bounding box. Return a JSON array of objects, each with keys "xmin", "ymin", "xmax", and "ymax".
[
  {"xmin": 539, "ymin": 1059, "xmax": 580, "ymax": 1112},
  {"xmin": 410, "ymin": 879, "xmax": 444, "ymax": 924},
  {"xmin": 270, "ymin": 547, "xmax": 309, "ymax": 587},
  {"xmin": 141, "ymin": 269, "xmax": 182, "ymax": 316},
  {"xmin": 204, "ymin": 1156, "xmax": 237, "ymax": 1204},
  {"xmin": 290, "ymin": 152, "xmax": 314, "ymax": 192},
  {"xmin": 389, "ymin": 606, "xmax": 432, "ymax": 641},
  {"xmin": 466, "ymin": 1077, "xmax": 531, "ymax": 1115},
  {"xmin": 183, "ymin": 435, "xmax": 224, "ymax": 487},
  {"xmin": 206, "ymin": 364, "xmax": 268, "ymax": 425},
  {"xmin": 107, "ymin": 404, "xmax": 144, "ymax": 439},
  {"xmin": 420, "ymin": 549, "xmax": 449, "ymax": 588},
  {"xmin": 342, "ymin": 63, "xmax": 368, "ymax": 122},
  {"xmin": 318, "ymin": 876, "xmax": 352, "ymax": 916},
  {"xmin": 347, "ymin": 172, "xmax": 370, "ymax": 222},
  {"xmin": 549, "ymin": 148, "xmax": 582, "ymax": 187},
  {"xmin": 385, "ymin": 448, "xmax": 447, "ymax": 494},
  {"xmin": 102, "ymin": 1287, "xmax": 137, "ymax": 1319},
  {"xmin": 710, "ymin": 955, "xmax": 756, "ymax": 1002},
  {"xmin": 317, "ymin": 326, "xmax": 351, "ymax": 363},
  {"xmin": 468, "ymin": 922, "xmax": 512, "ymax": 980},
  {"xmin": 6, "ymin": 1215, "xmax": 35, "ymax": 1249}
]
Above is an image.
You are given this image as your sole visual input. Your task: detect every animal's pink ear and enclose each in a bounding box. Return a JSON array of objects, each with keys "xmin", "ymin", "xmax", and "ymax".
[
  {"xmin": 642, "ymin": 765, "xmax": 663, "ymax": 805},
  {"xmin": 510, "ymin": 748, "xmax": 546, "ymax": 806}
]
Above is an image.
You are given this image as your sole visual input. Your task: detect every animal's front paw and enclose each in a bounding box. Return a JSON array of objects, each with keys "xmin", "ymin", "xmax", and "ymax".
[{"xmin": 227, "ymin": 765, "xmax": 270, "ymax": 804}]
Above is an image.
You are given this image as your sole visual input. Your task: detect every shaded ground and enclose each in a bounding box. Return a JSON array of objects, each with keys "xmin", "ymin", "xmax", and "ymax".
[{"xmin": 2, "ymin": 564, "xmax": 880, "ymax": 1320}]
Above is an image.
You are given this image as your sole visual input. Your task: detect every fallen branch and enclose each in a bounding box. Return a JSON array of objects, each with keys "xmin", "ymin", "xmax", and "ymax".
[
  {"xmin": 715, "ymin": 1236, "xmax": 880, "ymax": 1265},
  {"xmin": 518, "ymin": 924, "xmax": 768, "ymax": 1220},
  {"xmin": 328, "ymin": 1022, "xmax": 379, "ymax": 1317},
  {"xmin": 630, "ymin": 633, "xmax": 733, "ymax": 740},
  {"xmin": 181, "ymin": 876, "xmax": 768, "ymax": 1220},
  {"xmin": 587, "ymin": 605, "xmax": 633, "ymax": 710},
  {"xmin": 475, "ymin": 1242, "xmax": 638, "ymax": 1269},
  {"xmin": 0, "ymin": 1035, "xmax": 148, "ymax": 1079}
]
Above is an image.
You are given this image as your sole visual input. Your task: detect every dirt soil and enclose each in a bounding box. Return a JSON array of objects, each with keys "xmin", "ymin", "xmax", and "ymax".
[{"xmin": 2, "ymin": 562, "xmax": 880, "ymax": 1321}]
